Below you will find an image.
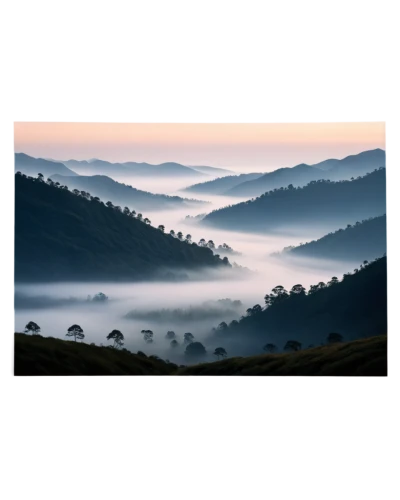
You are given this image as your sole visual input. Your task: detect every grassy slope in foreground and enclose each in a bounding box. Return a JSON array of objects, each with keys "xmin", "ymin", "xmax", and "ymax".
[
  {"xmin": 178, "ymin": 335, "xmax": 387, "ymax": 376},
  {"xmin": 15, "ymin": 333, "xmax": 386, "ymax": 376},
  {"xmin": 14, "ymin": 333, "xmax": 176, "ymax": 375},
  {"xmin": 15, "ymin": 174, "xmax": 226, "ymax": 281}
]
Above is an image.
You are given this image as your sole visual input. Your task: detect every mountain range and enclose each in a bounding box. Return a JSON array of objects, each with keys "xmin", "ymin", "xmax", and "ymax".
[
  {"xmin": 185, "ymin": 149, "xmax": 386, "ymax": 198},
  {"xmin": 61, "ymin": 158, "xmax": 230, "ymax": 178},
  {"xmin": 15, "ymin": 153, "xmax": 78, "ymax": 178},
  {"xmin": 227, "ymin": 148, "xmax": 385, "ymax": 197},
  {"xmin": 184, "ymin": 172, "xmax": 264, "ymax": 195},
  {"xmin": 202, "ymin": 168, "xmax": 386, "ymax": 233},
  {"xmin": 50, "ymin": 174, "xmax": 205, "ymax": 212}
]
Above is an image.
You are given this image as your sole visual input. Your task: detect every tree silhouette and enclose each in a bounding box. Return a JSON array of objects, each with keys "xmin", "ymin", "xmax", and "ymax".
[
  {"xmin": 169, "ymin": 229, "xmax": 175, "ymax": 237},
  {"xmin": 284, "ymin": 340, "xmax": 302, "ymax": 352},
  {"xmin": 263, "ymin": 343, "xmax": 277, "ymax": 353},
  {"xmin": 107, "ymin": 329, "xmax": 124, "ymax": 349},
  {"xmin": 217, "ymin": 321, "xmax": 228, "ymax": 331},
  {"xmin": 177, "ymin": 231, "xmax": 183, "ymax": 240},
  {"xmin": 199, "ymin": 238, "xmax": 206, "ymax": 247},
  {"xmin": 141, "ymin": 329, "xmax": 153, "ymax": 343},
  {"xmin": 327, "ymin": 332, "xmax": 344, "ymax": 344},
  {"xmin": 37, "ymin": 173, "xmax": 44, "ymax": 181},
  {"xmin": 170, "ymin": 339, "xmax": 179, "ymax": 348},
  {"xmin": 130, "ymin": 210, "xmax": 136, "ymax": 218},
  {"xmin": 137, "ymin": 213, "xmax": 143, "ymax": 221},
  {"xmin": 165, "ymin": 331, "xmax": 176, "ymax": 339},
  {"xmin": 214, "ymin": 347, "xmax": 227, "ymax": 360},
  {"xmin": 158, "ymin": 225, "xmax": 165, "ymax": 232},
  {"xmin": 66, "ymin": 324, "xmax": 84, "ymax": 342},
  {"xmin": 184, "ymin": 332, "xmax": 194, "ymax": 344},
  {"xmin": 185, "ymin": 234, "xmax": 192, "ymax": 243},
  {"xmin": 24, "ymin": 321, "xmax": 41, "ymax": 335},
  {"xmin": 144, "ymin": 218, "xmax": 151, "ymax": 225},
  {"xmin": 290, "ymin": 284, "xmax": 306, "ymax": 296},
  {"xmin": 185, "ymin": 342, "xmax": 206, "ymax": 359},
  {"xmin": 207, "ymin": 240, "xmax": 215, "ymax": 249},
  {"xmin": 106, "ymin": 201, "xmax": 114, "ymax": 208},
  {"xmin": 265, "ymin": 285, "xmax": 289, "ymax": 306},
  {"xmin": 123, "ymin": 207, "xmax": 130, "ymax": 216}
]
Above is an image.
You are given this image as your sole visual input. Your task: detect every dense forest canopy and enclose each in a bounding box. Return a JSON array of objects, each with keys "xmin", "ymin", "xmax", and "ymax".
[{"xmin": 15, "ymin": 173, "xmax": 229, "ymax": 282}]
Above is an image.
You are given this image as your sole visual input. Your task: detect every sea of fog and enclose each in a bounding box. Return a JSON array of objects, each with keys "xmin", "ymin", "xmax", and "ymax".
[{"xmin": 15, "ymin": 173, "xmax": 359, "ymax": 364}]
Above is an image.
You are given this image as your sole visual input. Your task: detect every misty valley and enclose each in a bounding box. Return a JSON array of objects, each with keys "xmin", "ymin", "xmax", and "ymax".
[{"xmin": 14, "ymin": 147, "xmax": 387, "ymax": 376}]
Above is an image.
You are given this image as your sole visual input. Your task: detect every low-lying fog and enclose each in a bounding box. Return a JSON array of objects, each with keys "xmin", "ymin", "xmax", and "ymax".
[{"xmin": 15, "ymin": 173, "xmax": 359, "ymax": 364}]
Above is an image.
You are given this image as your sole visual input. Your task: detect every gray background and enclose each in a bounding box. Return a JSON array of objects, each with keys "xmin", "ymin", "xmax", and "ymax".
[{"xmin": 0, "ymin": 7, "xmax": 400, "ymax": 500}]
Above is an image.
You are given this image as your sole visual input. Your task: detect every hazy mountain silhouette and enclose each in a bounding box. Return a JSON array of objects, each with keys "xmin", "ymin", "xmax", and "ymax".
[
  {"xmin": 184, "ymin": 172, "xmax": 264, "ymax": 195},
  {"xmin": 326, "ymin": 148, "xmax": 386, "ymax": 179},
  {"xmin": 189, "ymin": 166, "xmax": 235, "ymax": 176},
  {"xmin": 15, "ymin": 174, "xmax": 228, "ymax": 282},
  {"xmin": 202, "ymin": 169, "xmax": 386, "ymax": 233},
  {"xmin": 62, "ymin": 158, "xmax": 215, "ymax": 178},
  {"xmin": 283, "ymin": 215, "xmax": 386, "ymax": 262},
  {"xmin": 212, "ymin": 256, "xmax": 387, "ymax": 355},
  {"xmin": 15, "ymin": 153, "xmax": 78, "ymax": 178},
  {"xmin": 50, "ymin": 174, "xmax": 206, "ymax": 211},
  {"xmin": 226, "ymin": 149, "xmax": 386, "ymax": 197}
]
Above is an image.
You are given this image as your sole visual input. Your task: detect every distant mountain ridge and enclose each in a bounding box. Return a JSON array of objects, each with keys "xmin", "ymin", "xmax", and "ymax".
[
  {"xmin": 202, "ymin": 168, "xmax": 386, "ymax": 233},
  {"xmin": 50, "ymin": 174, "xmax": 206, "ymax": 212},
  {"xmin": 189, "ymin": 166, "xmax": 235, "ymax": 176},
  {"xmin": 184, "ymin": 172, "xmax": 264, "ymax": 195},
  {"xmin": 226, "ymin": 148, "xmax": 385, "ymax": 197},
  {"xmin": 61, "ymin": 158, "xmax": 231, "ymax": 178},
  {"xmin": 15, "ymin": 153, "xmax": 78, "ymax": 178}
]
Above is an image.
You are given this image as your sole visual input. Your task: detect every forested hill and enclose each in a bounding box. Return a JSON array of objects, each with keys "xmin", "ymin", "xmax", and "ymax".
[
  {"xmin": 284, "ymin": 215, "xmax": 386, "ymax": 262},
  {"xmin": 50, "ymin": 174, "xmax": 205, "ymax": 211},
  {"xmin": 211, "ymin": 256, "xmax": 387, "ymax": 356},
  {"xmin": 225, "ymin": 148, "xmax": 385, "ymax": 198},
  {"xmin": 15, "ymin": 173, "xmax": 228, "ymax": 282},
  {"xmin": 202, "ymin": 168, "xmax": 386, "ymax": 233}
]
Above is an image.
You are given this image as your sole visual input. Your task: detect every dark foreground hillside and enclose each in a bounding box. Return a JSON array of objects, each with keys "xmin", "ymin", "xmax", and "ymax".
[
  {"xmin": 178, "ymin": 336, "xmax": 387, "ymax": 376},
  {"xmin": 14, "ymin": 333, "xmax": 386, "ymax": 376},
  {"xmin": 15, "ymin": 174, "xmax": 227, "ymax": 281},
  {"xmin": 14, "ymin": 333, "xmax": 176, "ymax": 375}
]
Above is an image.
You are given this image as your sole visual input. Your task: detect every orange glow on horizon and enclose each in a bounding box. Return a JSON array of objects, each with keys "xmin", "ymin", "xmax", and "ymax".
[{"xmin": 14, "ymin": 122, "xmax": 385, "ymax": 171}]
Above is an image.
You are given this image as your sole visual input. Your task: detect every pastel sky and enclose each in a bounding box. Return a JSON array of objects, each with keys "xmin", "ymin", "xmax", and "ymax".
[{"xmin": 14, "ymin": 122, "xmax": 385, "ymax": 172}]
